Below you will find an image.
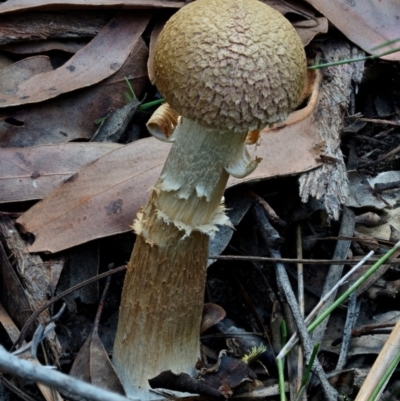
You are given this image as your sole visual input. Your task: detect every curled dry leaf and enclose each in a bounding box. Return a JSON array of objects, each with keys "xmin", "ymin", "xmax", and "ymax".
[
  {"xmin": 200, "ymin": 304, "xmax": 226, "ymax": 334},
  {"xmin": 0, "ymin": 13, "xmax": 151, "ymax": 108},
  {"xmin": 264, "ymin": 0, "xmax": 328, "ymax": 45},
  {"xmin": 146, "ymin": 103, "xmax": 179, "ymax": 142},
  {"xmin": 304, "ymin": 0, "xmax": 400, "ymax": 60}
]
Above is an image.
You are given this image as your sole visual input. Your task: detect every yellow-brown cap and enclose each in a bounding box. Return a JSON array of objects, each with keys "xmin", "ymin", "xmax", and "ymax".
[{"xmin": 153, "ymin": 0, "xmax": 307, "ymax": 133}]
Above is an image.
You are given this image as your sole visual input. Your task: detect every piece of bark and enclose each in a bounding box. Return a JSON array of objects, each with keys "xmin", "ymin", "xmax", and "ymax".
[
  {"xmin": 0, "ymin": 12, "xmax": 111, "ymax": 46},
  {"xmin": 0, "ymin": 216, "xmax": 61, "ymax": 358},
  {"xmin": 299, "ymin": 40, "xmax": 365, "ymax": 220}
]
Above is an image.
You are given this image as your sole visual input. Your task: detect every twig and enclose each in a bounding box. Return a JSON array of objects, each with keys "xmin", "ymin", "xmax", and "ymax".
[
  {"xmin": 335, "ymin": 292, "xmax": 360, "ymax": 370},
  {"xmin": 310, "ymin": 207, "xmax": 355, "ymax": 345},
  {"xmin": 277, "ymin": 250, "xmax": 374, "ymax": 359},
  {"xmin": 0, "ymin": 346, "xmax": 132, "ymax": 401},
  {"xmin": 209, "ymin": 254, "xmax": 399, "ymax": 265},
  {"xmin": 359, "ymin": 145, "xmax": 400, "ymax": 168},
  {"xmin": 93, "ymin": 265, "xmax": 113, "ymax": 335},
  {"xmin": 253, "ymin": 204, "xmax": 338, "ymax": 401},
  {"xmin": 348, "ymin": 116, "xmax": 400, "ymax": 127},
  {"xmin": 352, "ymin": 322, "xmax": 396, "ymax": 338},
  {"xmin": 13, "ymin": 265, "xmax": 126, "ymax": 350},
  {"xmin": 296, "ymin": 224, "xmax": 306, "ymax": 399},
  {"xmin": 0, "ymin": 375, "xmax": 40, "ymax": 401}
]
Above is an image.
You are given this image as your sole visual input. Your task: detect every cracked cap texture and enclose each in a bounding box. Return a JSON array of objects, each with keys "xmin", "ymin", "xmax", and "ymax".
[{"xmin": 154, "ymin": 0, "xmax": 307, "ymax": 133}]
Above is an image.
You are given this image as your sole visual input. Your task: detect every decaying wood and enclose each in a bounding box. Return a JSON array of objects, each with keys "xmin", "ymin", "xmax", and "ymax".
[
  {"xmin": 0, "ymin": 216, "xmax": 60, "ymax": 358},
  {"xmin": 299, "ymin": 40, "xmax": 365, "ymax": 220},
  {"xmin": 0, "ymin": 12, "xmax": 110, "ymax": 46}
]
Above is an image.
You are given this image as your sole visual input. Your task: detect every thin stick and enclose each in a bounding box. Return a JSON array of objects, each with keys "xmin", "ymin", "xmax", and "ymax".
[
  {"xmin": 209, "ymin": 254, "xmax": 399, "ymax": 265},
  {"xmin": 13, "ymin": 265, "xmax": 126, "ymax": 350},
  {"xmin": 348, "ymin": 116, "xmax": 400, "ymax": 127},
  {"xmin": 253, "ymin": 204, "xmax": 338, "ymax": 401},
  {"xmin": 0, "ymin": 346, "xmax": 132, "ymax": 401},
  {"xmin": 296, "ymin": 224, "xmax": 305, "ymax": 396},
  {"xmin": 310, "ymin": 207, "xmax": 355, "ymax": 346},
  {"xmin": 335, "ymin": 292, "xmax": 360, "ymax": 370},
  {"xmin": 307, "ymin": 244, "xmax": 399, "ymax": 333},
  {"xmin": 277, "ymin": 250, "xmax": 375, "ymax": 359}
]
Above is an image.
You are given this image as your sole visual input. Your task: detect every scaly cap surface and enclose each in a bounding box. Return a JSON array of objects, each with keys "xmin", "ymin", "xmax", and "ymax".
[{"xmin": 154, "ymin": 0, "xmax": 307, "ymax": 133}]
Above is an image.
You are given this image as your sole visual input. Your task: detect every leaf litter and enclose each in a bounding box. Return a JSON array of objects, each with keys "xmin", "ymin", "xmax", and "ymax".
[{"xmin": 1, "ymin": 1, "xmax": 400, "ymax": 400}]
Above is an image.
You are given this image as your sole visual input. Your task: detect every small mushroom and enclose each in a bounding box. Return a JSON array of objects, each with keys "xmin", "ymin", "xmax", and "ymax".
[{"xmin": 113, "ymin": 0, "xmax": 307, "ymax": 399}]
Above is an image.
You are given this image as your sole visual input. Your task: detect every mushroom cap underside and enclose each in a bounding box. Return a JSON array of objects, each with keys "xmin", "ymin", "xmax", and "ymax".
[{"xmin": 154, "ymin": 0, "xmax": 307, "ymax": 133}]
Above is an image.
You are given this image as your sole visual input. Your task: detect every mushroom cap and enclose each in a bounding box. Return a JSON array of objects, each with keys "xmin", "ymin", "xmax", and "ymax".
[{"xmin": 153, "ymin": 0, "xmax": 307, "ymax": 133}]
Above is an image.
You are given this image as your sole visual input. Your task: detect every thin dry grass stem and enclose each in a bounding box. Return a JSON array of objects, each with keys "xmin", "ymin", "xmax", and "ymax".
[{"xmin": 355, "ymin": 318, "xmax": 400, "ymax": 401}]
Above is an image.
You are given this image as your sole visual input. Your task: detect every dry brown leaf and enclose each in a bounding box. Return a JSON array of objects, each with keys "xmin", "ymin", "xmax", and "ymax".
[
  {"xmin": 0, "ymin": 56, "xmax": 53, "ymax": 95},
  {"xmin": 70, "ymin": 332, "xmax": 125, "ymax": 394},
  {"xmin": 200, "ymin": 304, "xmax": 227, "ymax": 334},
  {"xmin": 147, "ymin": 19, "xmax": 165, "ymax": 84},
  {"xmin": 17, "ymin": 139, "xmax": 171, "ymax": 253},
  {"xmin": 0, "ymin": 54, "xmax": 13, "ymax": 70},
  {"xmin": 264, "ymin": 0, "xmax": 328, "ymax": 45},
  {"xmin": 0, "ymin": 37, "xmax": 148, "ymax": 147},
  {"xmin": 0, "ymin": 0, "xmax": 183, "ymax": 13},
  {"xmin": 304, "ymin": 0, "xmax": 400, "ymax": 60},
  {"xmin": 230, "ymin": 117, "xmax": 321, "ymax": 187},
  {"xmin": 0, "ymin": 13, "xmax": 151, "ymax": 107},
  {"xmin": 17, "ymin": 110, "xmax": 321, "ymax": 253},
  {"xmin": 0, "ymin": 143, "xmax": 121, "ymax": 203}
]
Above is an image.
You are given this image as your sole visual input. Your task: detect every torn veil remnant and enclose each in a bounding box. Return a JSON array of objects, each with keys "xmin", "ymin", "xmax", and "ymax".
[{"xmin": 113, "ymin": 0, "xmax": 307, "ymax": 399}]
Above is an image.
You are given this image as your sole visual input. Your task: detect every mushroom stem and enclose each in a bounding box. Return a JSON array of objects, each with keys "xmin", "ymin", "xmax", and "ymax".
[
  {"xmin": 154, "ymin": 118, "xmax": 258, "ymax": 235},
  {"xmin": 113, "ymin": 118, "xmax": 258, "ymax": 399},
  {"xmin": 113, "ymin": 211, "xmax": 208, "ymax": 399}
]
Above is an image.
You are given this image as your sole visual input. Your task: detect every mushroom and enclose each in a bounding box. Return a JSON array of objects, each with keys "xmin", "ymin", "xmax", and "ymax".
[{"xmin": 113, "ymin": 0, "xmax": 307, "ymax": 399}]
